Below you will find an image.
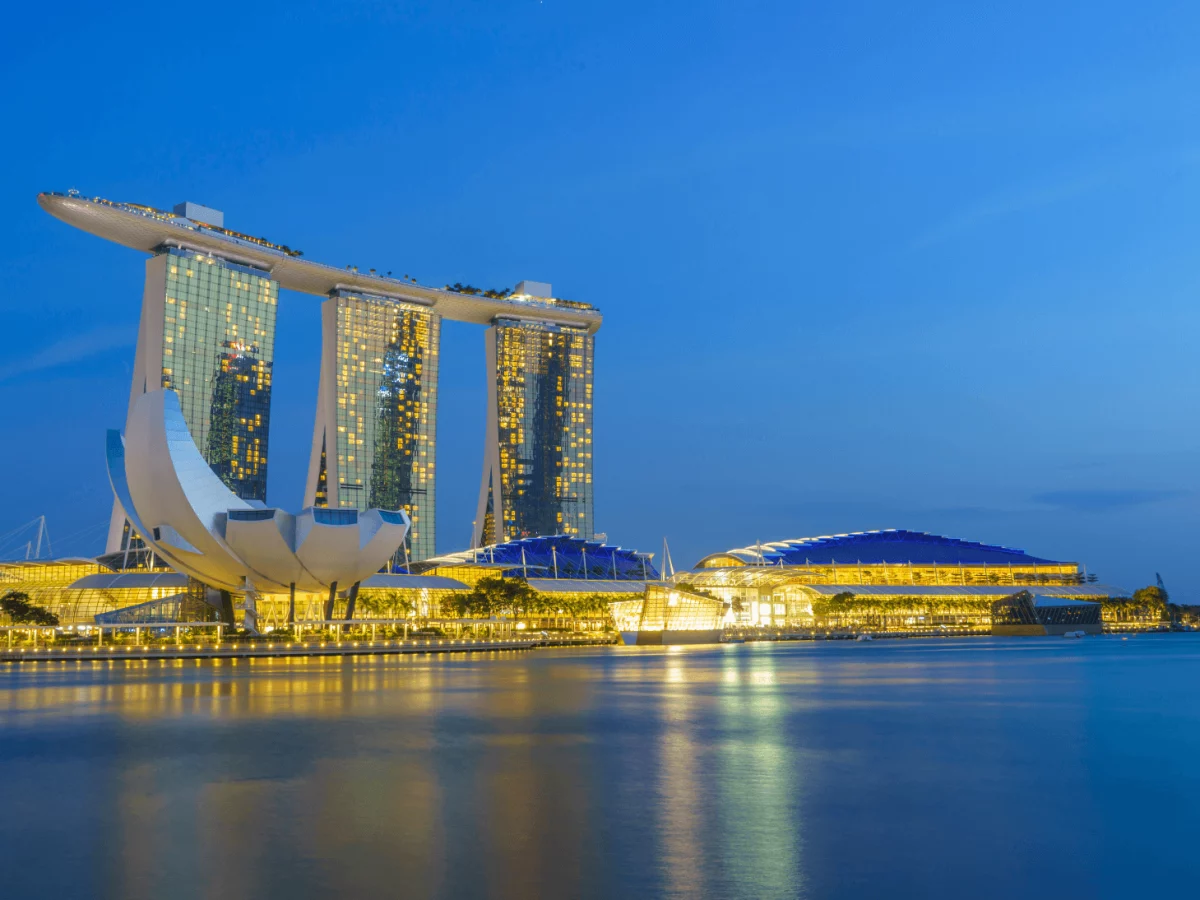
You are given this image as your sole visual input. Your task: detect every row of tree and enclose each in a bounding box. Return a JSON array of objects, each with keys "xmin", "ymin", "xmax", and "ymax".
[
  {"xmin": 0, "ymin": 591, "xmax": 60, "ymax": 626},
  {"xmin": 808, "ymin": 585, "xmax": 1180, "ymax": 627},
  {"xmin": 444, "ymin": 577, "xmax": 621, "ymax": 621}
]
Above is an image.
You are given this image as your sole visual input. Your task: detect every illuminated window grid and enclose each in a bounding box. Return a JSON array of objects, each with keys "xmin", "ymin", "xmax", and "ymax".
[
  {"xmin": 159, "ymin": 248, "xmax": 277, "ymax": 502},
  {"xmin": 691, "ymin": 560, "xmax": 1081, "ymax": 587},
  {"xmin": 331, "ymin": 292, "xmax": 440, "ymax": 561},
  {"xmin": 493, "ymin": 320, "xmax": 594, "ymax": 541}
]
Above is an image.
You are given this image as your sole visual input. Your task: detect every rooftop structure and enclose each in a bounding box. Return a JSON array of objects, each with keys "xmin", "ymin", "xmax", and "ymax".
[
  {"xmin": 696, "ymin": 529, "xmax": 1064, "ymax": 568},
  {"xmin": 38, "ymin": 192, "xmax": 600, "ymax": 332},
  {"xmin": 418, "ymin": 535, "xmax": 657, "ymax": 583}
]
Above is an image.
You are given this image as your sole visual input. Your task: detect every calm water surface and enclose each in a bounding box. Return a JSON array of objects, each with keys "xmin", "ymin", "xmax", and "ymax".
[{"xmin": 2, "ymin": 636, "xmax": 1199, "ymax": 899}]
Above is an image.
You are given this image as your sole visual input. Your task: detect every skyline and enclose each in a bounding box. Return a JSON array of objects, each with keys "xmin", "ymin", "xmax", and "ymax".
[{"xmin": 1, "ymin": 1, "xmax": 1197, "ymax": 595}]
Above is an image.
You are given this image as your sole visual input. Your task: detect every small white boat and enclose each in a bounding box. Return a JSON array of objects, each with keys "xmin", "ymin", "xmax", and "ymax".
[
  {"xmin": 855, "ymin": 634, "xmax": 874, "ymax": 642},
  {"xmin": 1063, "ymin": 630, "xmax": 1085, "ymax": 639}
]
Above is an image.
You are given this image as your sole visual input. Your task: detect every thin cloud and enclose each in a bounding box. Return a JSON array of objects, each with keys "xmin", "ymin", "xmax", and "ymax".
[
  {"xmin": 0, "ymin": 325, "xmax": 135, "ymax": 382},
  {"xmin": 1032, "ymin": 489, "xmax": 1187, "ymax": 513},
  {"xmin": 908, "ymin": 171, "xmax": 1113, "ymax": 250}
]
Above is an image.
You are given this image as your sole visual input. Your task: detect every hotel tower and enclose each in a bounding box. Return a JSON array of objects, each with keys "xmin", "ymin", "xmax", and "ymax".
[
  {"xmin": 39, "ymin": 193, "xmax": 601, "ymax": 564},
  {"xmin": 475, "ymin": 282, "xmax": 594, "ymax": 547},
  {"xmin": 305, "ymin": 290, "xmax": 440, "ymax": 562},
  {"xmin": 106, "ymin": 203, "xmax": 278, "ymax": 554}
]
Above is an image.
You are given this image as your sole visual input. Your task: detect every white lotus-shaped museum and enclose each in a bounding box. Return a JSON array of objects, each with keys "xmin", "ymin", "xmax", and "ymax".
[{"xmin": 106, "ymin": 390, "xmax": 410, "ymax": 626}]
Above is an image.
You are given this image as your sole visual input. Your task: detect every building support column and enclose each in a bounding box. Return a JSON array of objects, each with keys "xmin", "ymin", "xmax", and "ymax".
[
  {"xmin": 344, "ymin": 581, "xmax": 360, "ymax": 621},
  {"xmin": 287, "ymin": 582, "xmax": 296, "ymax": 625},
  {"xmin": 242, "ymin": 581, "xmax": 260, "ymax": 635},
  {"xmin": 219, "ymin": 590, "xmax": 235, "ymax": 627},
  {"xmin": 323, "ymin": 581, "xmax": 339, "ymax": 621}
]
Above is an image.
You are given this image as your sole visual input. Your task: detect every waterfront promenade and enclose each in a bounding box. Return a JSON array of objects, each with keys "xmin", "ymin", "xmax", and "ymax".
[{"xmin": 0, "ymin": 626, "xmax": 613, "ymax": 664}]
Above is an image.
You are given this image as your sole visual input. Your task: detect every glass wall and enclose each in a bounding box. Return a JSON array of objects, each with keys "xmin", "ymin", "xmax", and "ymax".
[
  {"xmin": 638, "ymin": 584, "xmax": 726, "ymax": 632},
  {"xmin": 491, "ymin": 318, "xmax": 594, "ymax": 541},
  {"xmin": 159, "ymin": 247, "xmax": 277, "ymax": 501},
  {"xmin": 328, "ymin": 291, "xmax": 440, "ymax": 561}
]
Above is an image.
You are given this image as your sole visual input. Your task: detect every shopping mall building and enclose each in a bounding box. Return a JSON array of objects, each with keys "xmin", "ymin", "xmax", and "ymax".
[{"xmin": 680, "ymin": 529, "xmax": 1125, "ymax": 628}]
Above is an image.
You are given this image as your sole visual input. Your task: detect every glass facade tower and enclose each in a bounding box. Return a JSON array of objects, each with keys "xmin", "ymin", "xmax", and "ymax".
[
  {"xmin": 475, "ymin": 318, "xmax": 594, "ymax": 546},
  {"xmin": 306, "ymin": 290, "xmax": 440, "ymax": 562},
  {"xmin": 106, "ymin": 248, "xmax": 278, "ymax": 553},
  {"xmin": 160, "ymin": 248, "xmax": 276, "ymax": 499}
]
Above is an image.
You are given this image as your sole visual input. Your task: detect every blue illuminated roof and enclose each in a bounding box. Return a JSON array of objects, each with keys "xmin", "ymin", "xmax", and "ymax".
[
  {"xmin": 699, "ymin": 530, "xmax": 1065, "ymax": 568},
  {"xmin": 418, "ymin": 535, "xmax": 657, "ymax": 581}
]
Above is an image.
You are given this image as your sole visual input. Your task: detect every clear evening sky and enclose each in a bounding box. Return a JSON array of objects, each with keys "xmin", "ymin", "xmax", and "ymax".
[{"xmin": 0, "ymin": 1, "xmax": 1196, "ymax": 595}]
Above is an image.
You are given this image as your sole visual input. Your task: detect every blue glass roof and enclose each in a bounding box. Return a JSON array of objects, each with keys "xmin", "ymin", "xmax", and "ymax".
[
  {"xmin": 707, "ymin": 530, "xmax": 1063, "ymax": 567},
  {"xmin": 421, "ymin": 535, "xmax": 657, "ymax": 581}
]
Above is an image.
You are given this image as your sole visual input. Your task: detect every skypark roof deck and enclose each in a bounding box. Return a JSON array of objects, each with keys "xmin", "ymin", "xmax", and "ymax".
[{"xmin": 37, "ymin": 192, "xmax": 602, "ymax": 333}]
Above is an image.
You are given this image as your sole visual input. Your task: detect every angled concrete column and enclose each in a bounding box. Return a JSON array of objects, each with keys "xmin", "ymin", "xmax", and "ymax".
[
  {"xmin": 219, "ymin": 590, "xmax": 235, "ymax": 627},
  {"xmin": 323, "ymin": 581, "xmax": 339, "ymax": 621},
  {"xmin": 344, "ymin": 581, "xmax": 360, "ymax": 621}
]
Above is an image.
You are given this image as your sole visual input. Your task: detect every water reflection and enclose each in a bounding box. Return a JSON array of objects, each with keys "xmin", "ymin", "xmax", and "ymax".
[
  {"xmin": 3, "ymin": 639, "xmax": 1200, "ymax": 899},
  {"xmin": 715, "ymin": 647, "xmax": 802, "ymax": 897}
]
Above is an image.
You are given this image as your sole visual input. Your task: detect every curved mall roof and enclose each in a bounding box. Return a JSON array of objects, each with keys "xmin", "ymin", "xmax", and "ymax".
[
  {"xmin": 37, "ymin": 192, "xmax": 602, "ymax": 334},
  {"xmin": 695, "ymin": 529, "xmax": 1067, "ymax": 569},
  {"xmin": 419, "ymin": 535, "xmax": 658, "ymax": 581}
]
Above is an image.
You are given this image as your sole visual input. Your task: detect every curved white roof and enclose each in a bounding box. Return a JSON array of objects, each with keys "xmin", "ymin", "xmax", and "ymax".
[{"xmin": 38, "ymin": 193, "xmax": 602, "ymax": 334}]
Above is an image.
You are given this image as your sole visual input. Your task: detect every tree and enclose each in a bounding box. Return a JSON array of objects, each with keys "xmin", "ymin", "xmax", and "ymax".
[
  {"xmin": 0, "ymin": 591, "xmax": 59, "ymax": 626},
  {"xmin": 451, "ymin": 577, "xmax": 540, "ymax": 619},
  {"xmin": 1131, "ymin": 585, "xmax": 1169, "ymax": 622},
  {"xmin": 358, "ymin": 591, "xmax": 415, "ymax": 620}
]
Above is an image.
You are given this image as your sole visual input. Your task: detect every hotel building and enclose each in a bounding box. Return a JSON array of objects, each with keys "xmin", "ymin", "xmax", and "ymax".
[
  {"xmin": 40, "ymin": 192, "xmax": 602, "ymax": 566},
  {"xmin": 683, "ymin": 529, "xmax": 1123, "ymax": 628},
  {"xmin": 305, "ymin": 290, "xmax": 440, "ymax": 561},
  {"xmin": 107, "ymin": 243, "xmax": 277, "ymax": 553},
  {"xmin": 476, "ymin": 284, "xmax": 595, "ymax": 547}
]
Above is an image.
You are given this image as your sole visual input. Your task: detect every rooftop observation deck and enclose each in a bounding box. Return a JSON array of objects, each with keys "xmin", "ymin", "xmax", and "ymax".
[{"xmin": 37, "ymin": 192, "xmax": 602, "ymax": 334}]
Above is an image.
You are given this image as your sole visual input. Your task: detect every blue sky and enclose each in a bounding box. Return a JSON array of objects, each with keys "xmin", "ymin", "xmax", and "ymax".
[{"xmin": 0, "ymin": 1, "xmax": 1196, "ymax": 595}]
